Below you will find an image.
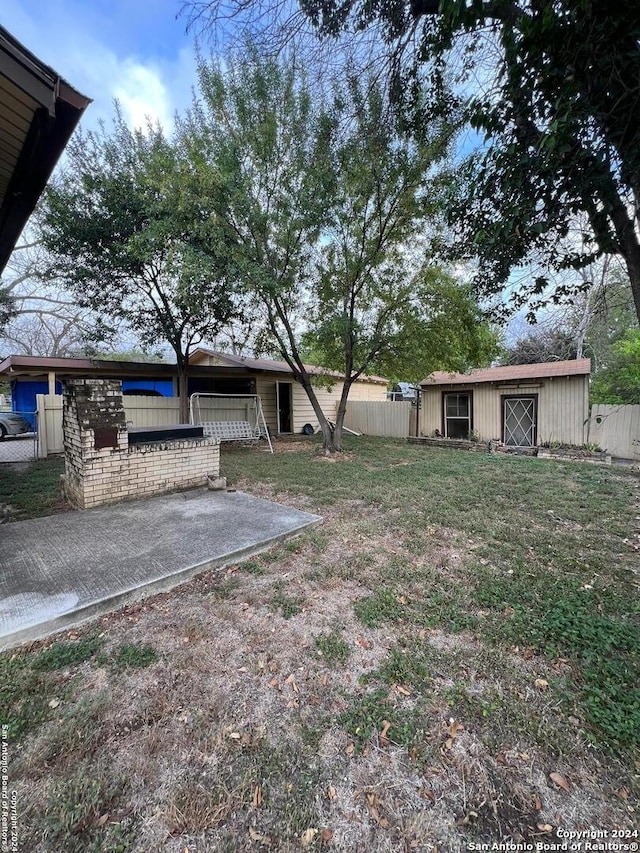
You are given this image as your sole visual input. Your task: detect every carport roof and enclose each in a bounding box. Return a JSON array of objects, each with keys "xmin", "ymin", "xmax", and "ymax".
[
  {"xmin": 420, "ymin": 359, "xmax": 591, "ymax": 387},
  {"xmin": 0, "ymin": 26, "xmax": 91, "ymax": 274},
  {"xmin": 0, "ymin": 354, "xmax": 248, "ymax": 380}
]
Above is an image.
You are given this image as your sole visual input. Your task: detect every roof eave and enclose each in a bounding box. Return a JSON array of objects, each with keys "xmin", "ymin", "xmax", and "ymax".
[{"xmin": 0, "ymin": 26, "xmax": 91, "ymax": 275}]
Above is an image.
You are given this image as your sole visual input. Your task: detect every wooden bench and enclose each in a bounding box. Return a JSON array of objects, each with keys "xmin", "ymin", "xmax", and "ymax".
[{"xmin": 201, "ymin": 421, "xmax": 258, "ymax": 442}]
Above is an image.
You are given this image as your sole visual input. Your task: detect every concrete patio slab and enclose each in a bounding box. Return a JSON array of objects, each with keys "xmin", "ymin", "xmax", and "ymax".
[{"xmin": 0, "ymin": 489, "xmax": 321, "ymax": 650}]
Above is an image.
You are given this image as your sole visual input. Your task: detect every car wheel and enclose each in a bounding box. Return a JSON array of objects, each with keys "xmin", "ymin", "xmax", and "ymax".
[{"xmin": 0, "ymin": 425, "xmax": 6, "ymax": 440}]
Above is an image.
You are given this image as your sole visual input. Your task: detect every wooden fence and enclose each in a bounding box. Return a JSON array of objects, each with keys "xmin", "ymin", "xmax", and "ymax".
[
  {"xmin": 35, "ymin": 394, "xmax": 265, "ymax": 457},
  {"xmin": 587, "ymin": 404, "xmax": 640, "ymax": 460},
  {"xmin": 36, "ymin": 394, "xmax": 63, "ymax": 457},
  {"xmin": 123, "ymin": 396, "xmax": 180, "ymax": 427},
  {"xmin": 343, "ymin": 400, "xmax": 412, "ymax": 438}
]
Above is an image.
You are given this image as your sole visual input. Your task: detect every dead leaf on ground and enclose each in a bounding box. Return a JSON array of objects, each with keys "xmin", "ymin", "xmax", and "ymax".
[
  {"xmin": 379, "ymin": 720, "xmax": 392, "ymax": 747},
  {"xmin": 301, "ymin": 827, "xmax": 318, "ymax": 847},
  {"xmin": 532, "ymin": 795, "xmax": 542, "ymax": 811},
  {"xmin": 327, "ymin": 786, "xmax": 337, "ymax": 801},
  {"xmin": 537, "ymin": 824, "xmax": 553, "ymax": 833},
  {"xmin": 445, "ymin": 720, "xmax": 463, "ymax": 749},
  {"xmin": 284, "ymin": 673, "xmax": 298, "ymax": 692},
  {"xmin": 356, "ymin": 636, "xmax": 373, "ymax": 650},
  {"xmin": 447, "ymin": 720, "xmax": 463, "ymax": 738},
  {"xmin": 392, "ymin": 683, "xmax": 411, "ymax": 696},
  {"xmin": 321, "ymin": 828, "xmax": 334, "ymax": 844},
  {"xmin": 549, "ymin": 771, "xmax": 571, "ymax": 793},
  {"xmin": 534, "ymin": 678, "xmax": 549, "ymax": 691},
  {"xmin": 455, "ymin": 811, "xmax": 478, "ymax": 826},
  {"xmin": 365, "ymin": 794, "xmax": 389, "ymax": 828},
  {"xmin": 248, "ymin": 826, "xmax": 270, "ymax": 843},
  {"xmin": 253, "ymin": 785, "xmax": 262, "ymax": 807},
  {"xmin": 345, "ymin": 742, "xmax": 355, "ymax": 757},
  {"xmin": 95, "ymin": 813, "xmax": 109, "ymax": 827},
  {"xmin": 618, "ymin": 788, "xmax": 629, "ymax": 801}
]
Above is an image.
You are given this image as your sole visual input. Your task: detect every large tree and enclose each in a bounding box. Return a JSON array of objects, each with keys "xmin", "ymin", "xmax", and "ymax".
[
  {"xmin": 183, "ymin": 2, "xmax": 640, "ymax": 326},
  {"xmin": 39, "ymin": 110, "xmax": 237, "ymax": 421},
  {"xmin": 180, "ymin": 54, "xmax": 496, "ymax": 451}
]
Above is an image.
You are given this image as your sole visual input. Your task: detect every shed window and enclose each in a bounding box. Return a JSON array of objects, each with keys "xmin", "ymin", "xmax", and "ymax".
[{"xmin": 444, "ymin": 392, "xmax": 472, "ymax": 438}]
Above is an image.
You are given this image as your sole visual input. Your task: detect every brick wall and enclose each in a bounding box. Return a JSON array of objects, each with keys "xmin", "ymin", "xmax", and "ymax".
[{"xmin": 62, "ymin": 379, "xmax": 220, "ymax": 509}]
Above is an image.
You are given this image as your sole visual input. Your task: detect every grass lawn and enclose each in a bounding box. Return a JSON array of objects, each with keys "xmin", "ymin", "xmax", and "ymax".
[{"xmin": 1, "ymin": 438, "xmax": 639, "ymax": 851}]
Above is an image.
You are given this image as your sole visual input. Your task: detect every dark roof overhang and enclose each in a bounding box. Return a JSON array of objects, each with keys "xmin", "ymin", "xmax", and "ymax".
[
  {"xmin": 0, "ymin": 26, "xmax": 91, "ymax": 274},
  {"xmin": 0, "ymin": 354, "xmax": 252, "ymax": 381}
]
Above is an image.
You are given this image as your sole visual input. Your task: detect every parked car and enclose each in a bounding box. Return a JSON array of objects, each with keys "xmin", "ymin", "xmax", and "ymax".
[{"xmin": 0, "ymin": 412, "xmax": 31, "ymax": 439}]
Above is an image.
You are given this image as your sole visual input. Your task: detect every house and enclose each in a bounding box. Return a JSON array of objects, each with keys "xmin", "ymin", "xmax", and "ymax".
[
  {"xmin": 188, "ymin": 348, "xmax": 388, "ymax": 434},
  {"xmin": 0, "ymin": 350, "xmax": 388, "ymax": 435},
  {"xmin": 0, "ymin": 26, "xmax": 90, "ymax": 273},
  {"xmin": 419, "ymin": 359, "xmax": 591, "ymax": 448}
]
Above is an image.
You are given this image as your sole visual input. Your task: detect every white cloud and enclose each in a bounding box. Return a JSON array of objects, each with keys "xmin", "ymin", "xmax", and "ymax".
[
  {"xmin": 2, "ymin": 0, "xmax": 198, "ymax": 136},
  {"xmin": 114, "ymin": 62, "xmax": 171, "ymax": 131}
]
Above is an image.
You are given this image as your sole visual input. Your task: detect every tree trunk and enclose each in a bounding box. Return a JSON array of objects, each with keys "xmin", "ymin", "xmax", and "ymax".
[
  {"xmin": 178, "ymin": 364, "xmax": 190, "ymax": 423},
  {"xmin": 607, "ymin": 196, "xmax": 640, "ymax": 326},
  {"xmin": 298, "ymin": 376, "xmax": 340, "ymax": 454}
]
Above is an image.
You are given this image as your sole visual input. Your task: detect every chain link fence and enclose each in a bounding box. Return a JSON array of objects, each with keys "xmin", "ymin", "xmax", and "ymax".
[{"xmin": 0, "ymin": 411, "xmax": 38, "ymax": 462}]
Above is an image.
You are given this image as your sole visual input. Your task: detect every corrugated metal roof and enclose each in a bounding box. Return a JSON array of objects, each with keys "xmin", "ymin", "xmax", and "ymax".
[
  {"xmin": 420, "ymin": 359, "xmax": 591, "ymax": 387},
  {"xmin": 0, "ymin": 354, "xmax": 245, "ymax": 378}
]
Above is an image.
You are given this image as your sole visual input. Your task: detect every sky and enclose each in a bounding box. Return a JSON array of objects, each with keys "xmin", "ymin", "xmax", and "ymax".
[{"xmin": 3, "ymin": 0, "xmax": 199, "ymax": 133}]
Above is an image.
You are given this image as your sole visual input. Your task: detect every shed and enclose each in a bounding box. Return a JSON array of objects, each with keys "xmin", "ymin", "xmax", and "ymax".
[{"xmin": 419, "ymin": 359, "xmax": 591, "ymax": 448}]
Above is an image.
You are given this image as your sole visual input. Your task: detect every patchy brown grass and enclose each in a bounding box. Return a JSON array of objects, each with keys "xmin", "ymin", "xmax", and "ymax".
[{"xmin": 4, "ymin": 437, "xmax": 639, "ymax": 851}]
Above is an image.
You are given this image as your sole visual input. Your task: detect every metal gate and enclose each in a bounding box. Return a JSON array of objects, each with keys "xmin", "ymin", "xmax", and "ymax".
[
  {"xmin": 0, "ymin": 411, "xmax": 38, "ymax": 462},
  {"xmin": 503, "ymin": 397, "xmax": 537, "ymax": 447}
]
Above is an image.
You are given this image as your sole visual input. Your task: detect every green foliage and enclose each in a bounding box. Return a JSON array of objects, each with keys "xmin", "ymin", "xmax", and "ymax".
[
  {"xmin": 338, "ymin": 689, "xmax": 423, "ymax": 752},
  {"xmin": 0, "ymin": 638, "xmax": 104, "ymax": 740},
  {"xmin": 590, "ymin": 329, "xmax": 640, "ymax": 404},
  {"xmin": 374, "ymin": 643, "xmax": 432, "ymax": 691},
  {"xmin": 0, "ymin": 654, "xmax": 56, "ymax": 740},
  {"xmin": 240, "ymin": 558, "xmax": 266, "ymax": 575},
  {"xmin": 181, "ymin": 50, "xmax": 491, "ymax": 450},
  {"xmin": 39, "ymin": 108, "xmax": 238, "ymax": 420},
  {"xmin": 270, "ymin": 0, "xmax": 640, "ymax": 323},
  {"xmin": 270, "ymin": 581, "xmax": 304, "ymax": 619},
  {"xmin": 354, "ymin": 589, "xmax": 405, "ymax": 627},
  {"xmin": 33, "ymin": 636, "xmax": 103, "ymax": 671},
  {"xmin": 114, "ymin": 643, "xmax": 158, "ymax": 670},
  {"xmin": 476, "ymin": 571, "xmax": 640, "ymax": 750},
  {"xmin": 45, "ymin": 769, "xmax": 133, "ymax": 853},
  {"xmin": 314, "ymin": 632, "xmax": 350, "ymax": 666},
  {"xmin": 0, "ymin": 457, "xmax": 65, "ymax": 520}
]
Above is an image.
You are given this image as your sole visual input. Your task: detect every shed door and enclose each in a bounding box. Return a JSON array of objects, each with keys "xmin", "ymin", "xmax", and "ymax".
[{"xmin": 503, "ymin": 396, "xmax": 537, "ymax": 447}]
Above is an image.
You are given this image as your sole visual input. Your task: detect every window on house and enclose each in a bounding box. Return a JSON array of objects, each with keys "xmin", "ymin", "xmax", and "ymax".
[{"xmin": 443, "ymin": 392, "xmax": 472, "ymax": 438}]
